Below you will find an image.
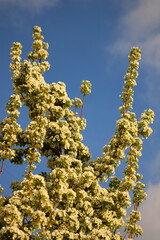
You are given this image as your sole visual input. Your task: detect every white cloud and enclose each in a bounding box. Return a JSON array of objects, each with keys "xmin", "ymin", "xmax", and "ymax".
[
  {"xmin": 137, "ymin": 182, "xmax": 160, "ymax": 240},
  {"xmin": 149, "ymin": 151, "xmax": 160, "ymax": 182},
  {"xmin": 0, "ymin": 0, "xmax": 61, "ymax": 12},
  {"xmin": 122, "ymin": 0, "xmax": 160, "ymax": 39},
  {"xmin": 109, "ymin": 0, "xmax": 160, "ymax": 71}
]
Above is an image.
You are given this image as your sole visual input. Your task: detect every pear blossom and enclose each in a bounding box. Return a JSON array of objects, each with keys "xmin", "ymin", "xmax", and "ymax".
[{"xmin": 0, "ymin": 27, "xmax": 154, "ymax": 240}]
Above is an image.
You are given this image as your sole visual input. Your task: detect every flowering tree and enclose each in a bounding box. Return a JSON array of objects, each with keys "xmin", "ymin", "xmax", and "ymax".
[{"xmin": 0, "ymin": 26, "xmax": 154, "ymax": 240}]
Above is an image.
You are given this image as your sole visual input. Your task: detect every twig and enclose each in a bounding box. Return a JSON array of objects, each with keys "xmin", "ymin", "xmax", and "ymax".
[{"xmin": 0, "ymin": 159, "xmax": 4, "ymax": 175}]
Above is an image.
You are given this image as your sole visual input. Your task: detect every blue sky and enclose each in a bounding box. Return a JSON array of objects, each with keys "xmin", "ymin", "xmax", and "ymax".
[{"xmin": 0, "ymin": 0, "xmax": 160, "ymax": 238}]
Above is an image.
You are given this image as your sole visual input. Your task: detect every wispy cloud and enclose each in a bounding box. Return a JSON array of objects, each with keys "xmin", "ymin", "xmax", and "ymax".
[
  {"xmin": 0, "ymin": 0, "xmax": 61, "ymax": 12},
  {"xmin": 149, "ymin": 151, "xmax": 160, "ymax": 182},
  {"xmin": 122, "ymin": 0, "xmax": 160, "ymax": 38},
  {"xmin": 109, "ymin": 0, "xmax": 160, "ymax": 71},
  {"xmin": 138, "ymin": 182, "xmax": 160, "ymax": 240}
]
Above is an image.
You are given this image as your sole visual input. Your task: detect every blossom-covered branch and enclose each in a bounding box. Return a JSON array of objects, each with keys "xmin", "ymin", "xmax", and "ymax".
[{"xmin": 0, "ymin": 27, "xmax": 154, "ymax": 240}]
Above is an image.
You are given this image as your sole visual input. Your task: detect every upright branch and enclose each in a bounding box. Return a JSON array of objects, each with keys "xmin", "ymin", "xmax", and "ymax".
[
  {"xmin": 91, "ymin": 47, "xmax": 154, "ymax": 239},
  {"xmin": 91, "ymin": 47, "xmax": 143, "ymax": 181},
  {"xmin": 80, "ymin": 80, "xmax": 92, "ymax": 118}
]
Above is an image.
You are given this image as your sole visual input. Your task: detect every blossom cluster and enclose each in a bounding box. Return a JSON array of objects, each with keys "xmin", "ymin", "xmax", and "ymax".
[
  {"xmin": 91, "ymin": 47, "xmax": 154, "ymax": 238},
  {"xmin": 0, "ymin": 27, "xmax": 154, "ymax": 240}
]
